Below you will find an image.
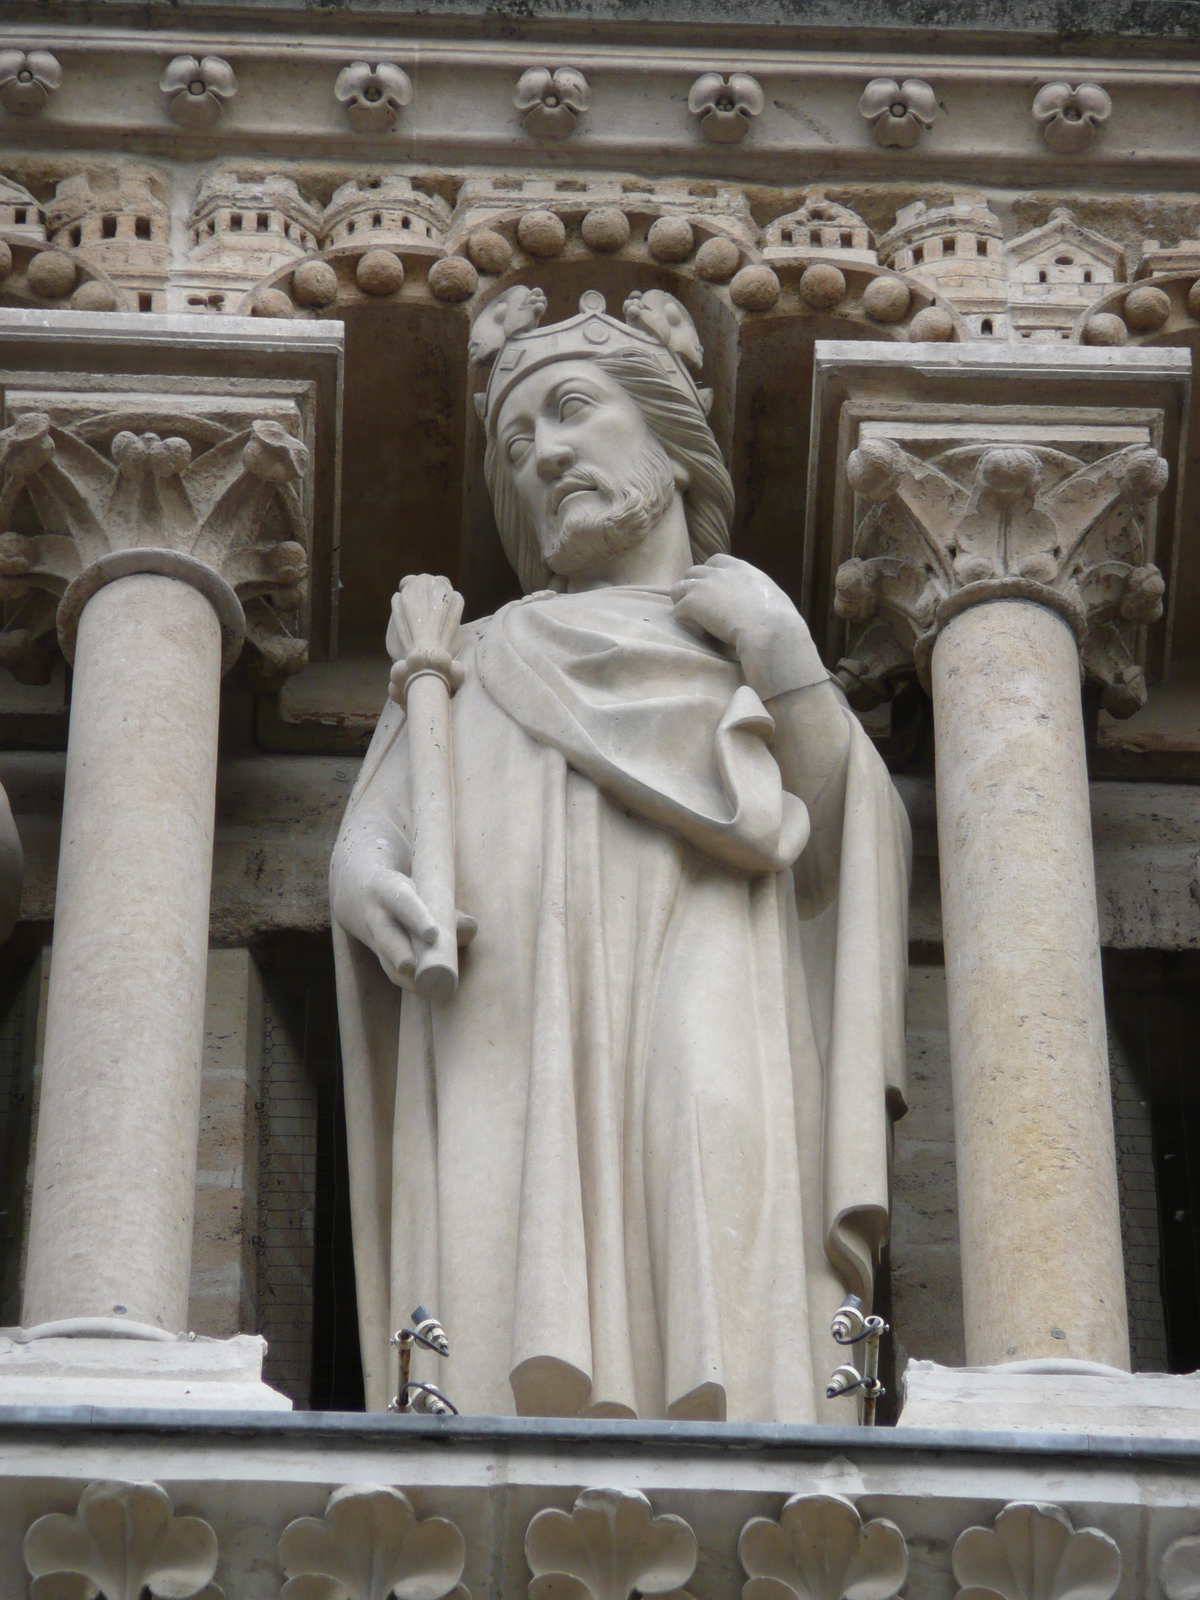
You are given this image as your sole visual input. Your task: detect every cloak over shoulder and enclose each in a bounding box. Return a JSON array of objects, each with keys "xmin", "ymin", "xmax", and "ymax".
[{"xmin": 332, "ymin": 587, "xmax": 910, "ymax": 1420}]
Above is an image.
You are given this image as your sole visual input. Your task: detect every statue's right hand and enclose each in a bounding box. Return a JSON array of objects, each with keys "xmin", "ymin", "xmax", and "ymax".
[{"xmin": 334, "ymin": 862, "xmax": 476, "ymax": 991}]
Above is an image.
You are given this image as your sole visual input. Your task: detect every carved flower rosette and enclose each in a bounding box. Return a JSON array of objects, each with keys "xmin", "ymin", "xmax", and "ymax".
[{"xmin": 833, "ymin": 434, "xmax": 1168, "ymax": 716}]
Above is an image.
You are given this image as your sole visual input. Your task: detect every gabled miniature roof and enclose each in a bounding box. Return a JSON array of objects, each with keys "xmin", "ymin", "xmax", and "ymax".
[
  {"xmin": 0, "ymin": 176, "xmax": 37, "ymax": 209},
  {"xmin": 1007, "ymin": 207, "xmax": 1125, "ymax": 271}
]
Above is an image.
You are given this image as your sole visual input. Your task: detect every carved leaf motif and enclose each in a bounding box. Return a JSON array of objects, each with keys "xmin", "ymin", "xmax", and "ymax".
[
  {"xmin": 739, "ymin": 1493, "xmax": 907, "ymax": 1600},
  {"xmin": 278, "ymin": 1484, "xmax": 466, "ymax": 1600},
  {"xmin": 525, "ymin": 1488, "xmax": 698, "ymax": 1600},
  {"xmin": 24, "ymin": 1480, "xmax": 221, "ymax": 1600},
  {"xmin": 951, "ymin": 1502, "xmax": 1121, "ymax": 1600}
]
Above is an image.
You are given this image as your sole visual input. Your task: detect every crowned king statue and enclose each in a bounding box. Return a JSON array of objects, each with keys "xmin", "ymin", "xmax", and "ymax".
[{"xmin": 330, "ymin": 285, "xmax": 911, "ymax": 1422}]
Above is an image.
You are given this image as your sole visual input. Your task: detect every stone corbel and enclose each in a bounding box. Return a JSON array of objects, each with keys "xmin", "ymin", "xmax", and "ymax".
[{"xmin": 0, "ymin": 400, "xmax": 314, "ymax": 690}]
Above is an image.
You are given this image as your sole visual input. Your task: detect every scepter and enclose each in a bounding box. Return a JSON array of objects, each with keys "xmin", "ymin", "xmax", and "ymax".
[{"xmin": 386, "ymin": 573, "xmax": 466, "ymax": 1001}]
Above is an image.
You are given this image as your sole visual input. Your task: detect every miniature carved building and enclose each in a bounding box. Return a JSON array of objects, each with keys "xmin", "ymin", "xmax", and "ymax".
[
  {"xmin": 1007, "ymin": 207, "xmax": 1125, "ymax": 341},
  {"xmin": 175, "ymin": 170, "xmax": 322, "ymax": 313},
  {"xmin": 877, "ymin": 195, "xmax": 1009, "ymax": 336},
  {"xmin": 45, "ymin": 170, "xmax": 171, "ymax": 311}
]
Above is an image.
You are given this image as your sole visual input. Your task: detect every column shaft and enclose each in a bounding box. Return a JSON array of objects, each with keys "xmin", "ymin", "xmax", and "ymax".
[
  {"xmin": 932, "ymin": 597, "xmax": 1129, "ymax": 1369},
  {"xmin": 23, "ymin": 573, "xmax": 222, "ymax": 1331}
]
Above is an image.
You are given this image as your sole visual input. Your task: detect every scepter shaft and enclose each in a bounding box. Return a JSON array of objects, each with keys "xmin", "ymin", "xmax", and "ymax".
[{"xmin": 387, "ymin": 573, "xmax": 466, "ymax": 1002}]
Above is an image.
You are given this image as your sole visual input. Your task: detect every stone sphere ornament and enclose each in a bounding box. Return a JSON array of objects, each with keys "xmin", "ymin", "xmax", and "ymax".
[
  {"xmin": 0, "ymin": 241, "xmax": 13, "ymax": 280},
  {"xmin": 251, "ymin": 287, "xmax": 296, "ymax": 319},
  {"xmin": 0, "ymin": 50, "xmax": 62, "ymax": 117},
  {"xmin": 863, "ymin": 275, "xmax": 911, "ymax": 322},
  {"xmin": 356, "ymin": 249, "xmax": 405, "ymax": 296},
  {"xmin": 1032, "ymin": 82, "xmax": 1112, "ymax": 153},
  {"xmin": 647, "ymin": 216, "xmax": 695, "ymax": 263},
  {"xmin": 859, "ymin": 77, "xmax": 938, "ymax": 148},
  {"xmin": 428, "ymin": 256, "xmax": 479, "ymax": 302},
  {"xmin": 581, "ymin": 208, "xmax": 631, "ymax": 253},
  {"xmin": 467, "ymin": 230, "xmax": 513, "ymax": 275},
  {"xmin": 1123, "ymin": 284, "xmax": 1171, "ymax": 332},
  {"xmin": 799, "ymin": 262, "xmax": 847, "ymax": 309},
  {"xmin": 687, "ymin": 72, "xmax": 765, "ymax": 144},
  {"xmin": 729, "ymin": 264, "xmax": 781, "ymax": 311},
  {"xmin": 27, "ymin": 250, "xmax": 76, "ymax": 299},
  {"xmin": 71, "ymin": 280, "xmax": 118, "ymax": 312},
  {"xmin": 513, "ymin": 66, "xmax": 590, "ymax": 139},
  {"xmin": 695, "ymin": 236, "xmax": 741, "ymax": 283},
  {"xmin": 909, "ymin": 306, "xmax": 954, "ymax": 341},
  {"xmin": 292, "ymin": 259, "xmax": 339, "ymax": 308},
  {"xmin": 334, "ymin": 61, "xmax": 413, "ymax": 134},
  {"xmin": 160, "ymin": 54, "xmax": 237, "ymax": 128},
  {"xmin": 516, "ymin": 210, "xmax": 566, "ymax": 258},
  {"xmin": 1083, "ymin": 310, "xmax": 1128, "ymax": 345}
]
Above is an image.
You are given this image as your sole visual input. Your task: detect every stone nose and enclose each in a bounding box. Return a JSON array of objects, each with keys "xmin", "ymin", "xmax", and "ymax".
[{"xmin": 534, "ymin": 428, "xmax": 575, "ymax": 481}]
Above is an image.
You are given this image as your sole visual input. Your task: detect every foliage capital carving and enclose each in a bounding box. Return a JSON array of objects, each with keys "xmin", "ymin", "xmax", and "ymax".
[
  {"xmin": 0, "ymin": 400, "xmax": 313, "ymax": 686},
  {"xmin": 833, "ymin": 432, "xmax": 1168, "ymax": 716}
]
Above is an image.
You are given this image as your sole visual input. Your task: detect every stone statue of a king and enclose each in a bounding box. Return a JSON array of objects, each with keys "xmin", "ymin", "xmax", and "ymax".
[{"xmin": 330, "ymin": 285, "xmax": 911, "ymax": 1423}]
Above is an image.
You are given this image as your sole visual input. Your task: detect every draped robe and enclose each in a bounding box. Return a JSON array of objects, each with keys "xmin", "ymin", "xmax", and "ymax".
[{"xmin": 331, "ymin": 584, "xmax": 911, "ymax": 1422}]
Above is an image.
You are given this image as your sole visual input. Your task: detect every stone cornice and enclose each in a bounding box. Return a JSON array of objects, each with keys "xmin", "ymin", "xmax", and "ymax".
[{"xmin": 4, "ymin": 29, "xmax": 1200, "ymax": 182}]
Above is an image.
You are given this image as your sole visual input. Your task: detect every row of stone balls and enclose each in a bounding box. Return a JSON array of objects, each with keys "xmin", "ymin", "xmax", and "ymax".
[
  {"xmin": 1081, "ymin": 282, "xmax": 1187, "ymax": 346},
  {"xmin": 0, "ymin": 239, "xmax": 120, "ymax": 310},
  {"xmin": 261, "ymin": 207, "xmax": 927, "ymax": 325}
]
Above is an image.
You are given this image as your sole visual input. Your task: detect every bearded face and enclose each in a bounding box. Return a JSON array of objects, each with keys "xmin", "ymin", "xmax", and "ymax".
[{"xmin": 494, "ymin": 360, "xmax": 680, "ymax": 578}]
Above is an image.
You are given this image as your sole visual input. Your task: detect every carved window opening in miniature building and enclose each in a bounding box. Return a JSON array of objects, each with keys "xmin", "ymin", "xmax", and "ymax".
[
  {"xmin": 943, "ymin": 236, "xmax": 956, "ymax": 255},
  {"xmin": 101, "ymin": 215, "xmax": 117, "ymax": 239},
  {"xmin": 135, "ymin": 216, "xmax": 151, "ymax": 240},
  {"xmin": 1084, "ymin": 269, "xmax": 1093, "ymax": 283},
  {"xmin": 257, "ymin": 213, "xmax": 270, "ymax": 232},
  {"xmin": 138, "ymin": 292, "xmax": 152, "ymax": 312},
  {"xmin": 69, "ymin": 225, "xmax": 81, "ymax": 247},
  {"xmin": 373, "ymin": 213, "xmax": 382, "ymax": 228},
  {"xmin": 981, "ymin": 318, "xmax": 993, "ymax": 334},
  {"xmin": 231, "ymin": 213, "xmax": 243, "ymax": 232},
  {"xmin": 13, "ymin": 207, "xmax": 25, "ymax": 225},
  {"xmin": 1039, "ymin": 269, "xmax": 1048, "ymax": 282},
  {"xmin": 1056, "ymin": 254, "xmax": 1073, "ymax": 265},
  {"xmin": 841, "ymin": 230, "xmax": 853, "ymax": 247},
  {"xmin": 912, "ymin": 244, "xmax": 924, "ymax": 264},
  {"xmin": 347, "ymin": 220, "xmax": 355, "ymax": 235},
  {"xmin": 207, "ymin": 219, "xmax": 215, "ymax": 236},
  {"xmin": 977, "ymin": 238, "xmax": 989, "ymax": 256}
]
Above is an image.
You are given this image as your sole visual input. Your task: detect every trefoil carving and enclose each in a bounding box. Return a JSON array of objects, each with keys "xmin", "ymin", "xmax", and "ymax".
[
  {"xmin": 160, "ymin": 56, "xmax": 237, "ymax": 129},
  {"xmin": 335, "ymin": 63, "xmax": 414, "ymax": 133},
  {"xmin": 24, "ymin": 1479, "xmax": 224, "ymax": 1600},
  {"xmin": 513, "ymin": 67, "xmax": 591, "ymax": 138},
  {"xmin": 277, "ymin": 1484, "xmax": 467, "ymax": 1600},
  {"xmin": 525, "ymin": 1487, "xmax": 698, "ymax": 1600},
  {"xmin": 0, "ymin": 50, "xmax": 61, "ymax": 116},
  {"xmin": 739, "ymin": 1493, "xmax": 908, "ymax": 1600},
  {"xmin": 687, "ymin": 73, "xmax": 765, "ymax": 143},
  {"xmin": 951, "ymin": 1502, "xmax": 1120, "ymax": 1600},
  {"xmin": 1032, "ymin": 83, "xmax": 1112, "ymax": 153},
  {"xmin": 859, "ymin": 78, "xmax": 938, "ymax": 148}
]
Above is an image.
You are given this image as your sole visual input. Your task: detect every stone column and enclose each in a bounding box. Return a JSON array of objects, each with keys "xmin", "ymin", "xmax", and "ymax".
[
  {"xmin": 0, "ymin": 407, "xmax": 311, "ymax": 1334},
  {"xmin": 835, "ymin": 435, "xmax": 1169, "ymax": 1369}
]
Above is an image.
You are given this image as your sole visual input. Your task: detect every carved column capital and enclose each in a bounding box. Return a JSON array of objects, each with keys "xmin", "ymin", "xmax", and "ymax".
[
  {"xmin": 0, "ymin": 401, "xmax": 313, "ymax": 687},
  {"xmin": 832, "ymin": 432, "xmax": 1168, "ymax": 716}
]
